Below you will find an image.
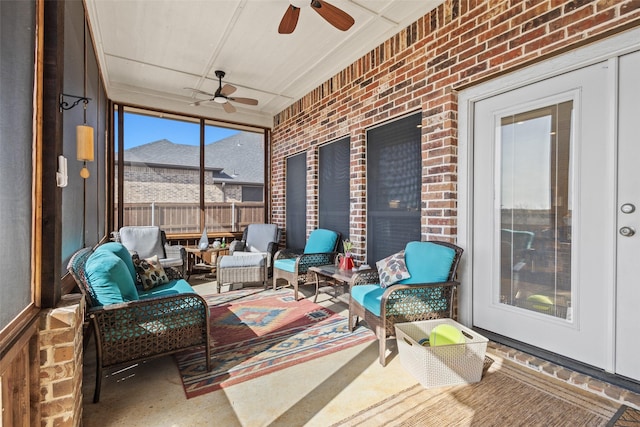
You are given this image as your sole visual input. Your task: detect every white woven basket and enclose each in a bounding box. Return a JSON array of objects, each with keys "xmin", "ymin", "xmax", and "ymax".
[{"xmin": 395, "ymin": 318, "xmax": 488, "ymax": 388}]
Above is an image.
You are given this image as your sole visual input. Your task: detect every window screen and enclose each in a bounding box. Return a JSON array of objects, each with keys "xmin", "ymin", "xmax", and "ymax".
[
  {"xmin": 0, "ymin": 1, "xmax": 35, "ymax": 329},
  {"xmin": 286, "ymin": 152, "xmax": 307, "ymax": 249},
  {"xmin": 319, "ymin": 137, "xmax": 350, "ymax": 250},
  {"xmin": 367, "ymin": 112, "xmax": 422, "ymax": 263}
]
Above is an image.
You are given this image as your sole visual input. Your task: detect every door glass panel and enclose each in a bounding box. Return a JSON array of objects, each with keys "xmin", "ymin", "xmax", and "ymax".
[{"xmin": 499, "ymin": 101, "xmax": 573, "ymax": 320}]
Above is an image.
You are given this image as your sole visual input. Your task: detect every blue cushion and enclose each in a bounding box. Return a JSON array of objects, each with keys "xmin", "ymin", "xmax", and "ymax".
[
  {"xmin": 96, "ymin": 242, "xmax": 137, "ymax": 283},
  {"xmin": 398, "ymin": 242, "xmax": 456, "ymax": 285},
  {"xmin": 350, "ymin": 284, "xmax": 385, "ymax": 317},
  {"xmin": 85, "ymin": 250, "xmax": 139, "ymax": 306},
  {"xmin": 138, "ymin": 278, "xmax": 195, "ymax": 299},
  {"xmin": 274, "ymin": 258, "xmax": 296, "ymax": 273},
  {"xmin": 304, "ymin": 229, "xmax": 338, "ymax": 254}
]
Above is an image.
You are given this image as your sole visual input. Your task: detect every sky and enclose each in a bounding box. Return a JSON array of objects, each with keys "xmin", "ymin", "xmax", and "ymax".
[{"xmin": 120, "ymin": 112, "xmax": 239, "ymax": 149}]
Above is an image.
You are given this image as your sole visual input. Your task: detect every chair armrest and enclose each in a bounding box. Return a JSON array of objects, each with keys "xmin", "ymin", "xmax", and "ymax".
[
  {"xmin": 297, "ymin": 252, "xmax": 337, "ymax": 273},
  {"xmin": 351, "ymin": 268, "xmax": 381, "ymax": 287},
  {"xmin": 274, "ymin": 248, "xmax": 304, "ymax": 260},
  {"xmin": 88, "ymin": 293, "xmax": 209, "ymax": 346},
  {"xmin": 164, "ymin": 243, "xmax": 185, "ymax": 259},
  {"xmin": 87, "ymin": 293, "xmax": 209, "ymax": 368},
  {"xmin": 267, "ymin": 241, "xmax": 279, "ymax": 258},
  {"xmin": 380, "ymin": 281, "xmax": 459, "ymax": 318},
  {"xmin": 229, "ymin": 240, "xmax": 245, "ymax": 254}
]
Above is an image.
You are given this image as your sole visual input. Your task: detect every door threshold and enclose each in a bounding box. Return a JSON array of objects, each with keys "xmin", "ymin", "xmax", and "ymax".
[{"xmin": 476, "ymin": 328, "xmax": 640, "ymax": 396}]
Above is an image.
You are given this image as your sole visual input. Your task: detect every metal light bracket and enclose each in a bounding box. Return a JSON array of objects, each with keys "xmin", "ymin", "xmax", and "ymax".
[{"xmin": 59, "ymin": 93, "xmax": 92, "ymax": 112}]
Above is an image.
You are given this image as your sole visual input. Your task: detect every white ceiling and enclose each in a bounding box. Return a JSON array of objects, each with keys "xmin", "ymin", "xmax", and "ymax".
[{"xmin": 85, "ymin": 0, "xmax": 445, "ymax": 128}]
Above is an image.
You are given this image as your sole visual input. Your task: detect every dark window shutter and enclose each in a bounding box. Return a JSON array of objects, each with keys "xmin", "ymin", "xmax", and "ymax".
[
  {"xmin": 286, "ymin": 152, "xmax": 307, "ymax": 249},
  {"xmin": 366, "ymin": 112, "xmax": 422, "ymax": 263},
  {"xmin": 319, "ymin": 137, "xmax": 350, "ymax": 251}
]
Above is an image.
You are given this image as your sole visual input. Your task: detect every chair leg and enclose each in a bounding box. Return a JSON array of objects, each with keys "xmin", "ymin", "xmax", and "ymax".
[
  {"xmin": 347, "ymin": 308, "xmax": 357, "ymax": 332},
  {"xmin": 377, "ymin": 328, "xmax": 387, "ymax": 367},
  {"xmin": 205, "ymin": 342, "xmax": 212, "ymax": 372}
]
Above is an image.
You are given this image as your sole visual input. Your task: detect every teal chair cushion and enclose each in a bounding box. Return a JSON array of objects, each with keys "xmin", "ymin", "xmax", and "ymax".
[
  {"xmin": 398, "ymin": 241, "xmax": 456, "ymax": 285},
  {"xmin": 138, "ymin": 279, "xmax": 195, "ymax": 299},
  {"xmin": 96, "ymin": 242, "xmax": 137, "ymax": 284},
  {"xmin": 303, "ymin": 229, "xmax": 338, "ymax": 254},
  {"xmin": 350, "ymin": 285, "xmax": 385, "ymax": 317},
  {"xmin": 85, "ymin": 250, "xmax": 139, "ymax": 306},
  {"xmin": 274, "ymin": 258, "xmax": 296, "ymax": 273}
]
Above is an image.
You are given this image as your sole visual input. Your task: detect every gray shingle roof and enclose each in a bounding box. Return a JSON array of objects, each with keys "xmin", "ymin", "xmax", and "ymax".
[{"xmin": 123, "ymin": 132, "xmax": 264, "ymax": 184}]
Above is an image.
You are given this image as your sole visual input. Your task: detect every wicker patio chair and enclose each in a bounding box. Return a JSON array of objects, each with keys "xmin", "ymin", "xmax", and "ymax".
[
  {"xmin": 228, "ymin": 223, "xmax": 282, "ymax": 275},
  {"xmin": 118, "ymin": 225, "xmax": 187, "ymax": 277},
  {"xmin": 348, "ymin": 240, "xmax": 463, "ymax": 366},
  {"xmin": 272, "ymin": 228, "xmax": 340, "ymax": 300},
  {"xmin": 68, "ymin": 243, "xmax": 212, "ymax": 403}
]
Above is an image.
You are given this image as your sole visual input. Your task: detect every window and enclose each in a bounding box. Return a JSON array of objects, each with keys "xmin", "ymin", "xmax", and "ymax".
[
  {"xmin": 319, "ymin": 137, "xmax": 350, "ymax": 250},
  {"xmin": 286, "ymin": 152, "xmax": 307, "ymax": 249},
  {"xmin": 114, "ymin": 107, "xmax": 265, "ymax": 235},
  {"xmin": 500, "ymin": 102, "xmax": 573, "ymax": 318},
  {"xmin": 242, "ymin": 186, "xmax": 263, "ymax": 202},
  {"xmin": 366, "ymin": 112, "xmax": 422, "ymax": 263}
]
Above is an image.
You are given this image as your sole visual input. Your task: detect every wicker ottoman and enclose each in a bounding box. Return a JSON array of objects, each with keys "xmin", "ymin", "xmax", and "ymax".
[{"xmin": 216, "ymin": 253, "xmax": 268, "ymax": 293}]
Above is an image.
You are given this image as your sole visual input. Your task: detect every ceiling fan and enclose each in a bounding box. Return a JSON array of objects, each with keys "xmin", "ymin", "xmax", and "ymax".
[
  {"xmin": 278, "ymin": 0, "xmax": 355, "ymax": 34},
  {"xmin": 186, "ymin": 70, "xmax": 258, "ymax": 113}
]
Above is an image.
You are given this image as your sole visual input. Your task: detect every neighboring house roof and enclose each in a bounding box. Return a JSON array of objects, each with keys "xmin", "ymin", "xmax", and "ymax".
[{"xmin": 122, "ymin": 132, "xmax": 264, "ymax": 184}]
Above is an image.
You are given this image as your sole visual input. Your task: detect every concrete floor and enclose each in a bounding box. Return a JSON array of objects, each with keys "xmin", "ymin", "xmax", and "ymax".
[
  {"xmin": 81, "ymin": 280, "xmax": 420, "ymax": 427},
  {"xmin": 81, "ymin": 279, "xmax": 639, "ymax": 426}
]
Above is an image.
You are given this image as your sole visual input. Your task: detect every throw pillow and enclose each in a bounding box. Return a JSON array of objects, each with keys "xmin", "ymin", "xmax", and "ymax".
[
  {"xmin": 134, "ymin": 254, "xmax": 170, "ymax": 290},
  {"xmin": 376, "ymin": 250, "xmax": 411, "ymax": 288}
]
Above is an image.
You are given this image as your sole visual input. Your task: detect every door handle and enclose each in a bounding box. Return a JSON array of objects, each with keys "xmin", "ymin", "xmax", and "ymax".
[{"xmin": 620, "ymin": 226, "xmax": 635, "ymax": 237}]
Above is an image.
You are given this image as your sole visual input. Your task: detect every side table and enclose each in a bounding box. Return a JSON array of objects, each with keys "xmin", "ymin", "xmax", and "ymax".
[
  {"xmin": 185, "ymin": 246, "xmax": 229, "ymax": 279},
  {"xmin": 309, "ymin": 264, "xmax": 370, "ymax": 303}
]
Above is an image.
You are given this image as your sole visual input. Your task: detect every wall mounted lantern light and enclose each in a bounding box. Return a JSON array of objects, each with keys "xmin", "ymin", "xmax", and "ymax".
[
  {"xmin": 59, "ymin": 93, "xmax": 94, "ymax": 179},
  {"xmin": 76, "ymin": 123, "xmax": 94, "ymax": 178}
]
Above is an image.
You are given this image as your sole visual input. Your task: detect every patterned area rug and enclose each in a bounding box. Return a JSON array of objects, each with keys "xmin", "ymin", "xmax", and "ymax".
[{"xmin": 175, "ymin": 288, "xmax": 376, "ymax": 399}]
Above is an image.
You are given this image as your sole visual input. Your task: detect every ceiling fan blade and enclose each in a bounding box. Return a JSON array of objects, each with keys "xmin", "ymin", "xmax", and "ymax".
[
  {"xmin": 220, "ymin": 84, "xmax": 236, "ymax": 96},
  {"xmin": 229, "ymin": 96, "xmax": 258, "ymax": 106},
  {"xmin": 278, "ymin": 5, "xmax": 300, "ymax": 34},
  {"xmin": 312, "ymin": 0, "xmax": 354, "ymax": 31},
  {"xmin": 222, "ymin": 101, "xmax": 236, "ymax": 113}
]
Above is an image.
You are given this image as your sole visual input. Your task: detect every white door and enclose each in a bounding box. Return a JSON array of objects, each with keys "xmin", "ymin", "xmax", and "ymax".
[
  {"xmin": 616, "ymin": 50, "xmax": 640, "ymax": 381},
  {"xmin": 472, "ymin": 61, "xmax": 616, "ymax": 370}
]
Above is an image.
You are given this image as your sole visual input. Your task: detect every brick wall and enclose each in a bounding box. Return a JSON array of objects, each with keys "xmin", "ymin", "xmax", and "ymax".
[
  {"xmin": 38, "ymin": 294, "xmax": 84, "ymax": 427},
  {"xmin": 271, "ymin": 0, "xmax": 640, "ymax": 258},
  {"xmin": 120, "ymin": 165, "xmax": 240, "ymax": 203}
]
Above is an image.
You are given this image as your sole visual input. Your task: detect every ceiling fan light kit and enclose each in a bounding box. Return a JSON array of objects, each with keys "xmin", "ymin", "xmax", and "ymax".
[
  {"xmin": 186, "ymin": 70, "xmax": 258, "ymax": 113},
  {"xmin": 279, "ymin": 0, "xmax": 355, "ymax": 34}
]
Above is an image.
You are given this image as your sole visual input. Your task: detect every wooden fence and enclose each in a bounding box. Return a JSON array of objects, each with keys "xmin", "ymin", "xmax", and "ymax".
[{"xmin": 119, "ymin": 202, "xmax": 265, "ymax": 234}]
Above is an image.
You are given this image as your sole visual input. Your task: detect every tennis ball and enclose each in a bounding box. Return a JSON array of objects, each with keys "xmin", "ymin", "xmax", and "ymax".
[
  {"xmin": 526, "ymin": 294, "xmax": 554, "ymax": 312},
  {"xmin": 429, "ymin": 324, "xmax": 465, "ymax": 347}
]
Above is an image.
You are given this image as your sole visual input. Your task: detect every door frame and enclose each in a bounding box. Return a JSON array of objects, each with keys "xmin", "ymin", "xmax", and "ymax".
[{"xmin": 457, "ymin": 27, "xmax": 640, "ymax": 372}]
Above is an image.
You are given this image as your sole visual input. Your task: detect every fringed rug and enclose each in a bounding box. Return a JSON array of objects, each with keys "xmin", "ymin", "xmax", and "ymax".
[
  {"xmin": 175, "ymin": 288, "xmax": 375, "ymax": 399},
  {"xmin": 333, "ymin": 354, "xmax": 621, "ymax": 426}
]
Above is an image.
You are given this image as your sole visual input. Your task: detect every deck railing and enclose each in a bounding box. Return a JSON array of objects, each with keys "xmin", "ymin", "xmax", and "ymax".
[{"xmin": 118, "ymin": 202, "xmax": 265, "ymax": 234}]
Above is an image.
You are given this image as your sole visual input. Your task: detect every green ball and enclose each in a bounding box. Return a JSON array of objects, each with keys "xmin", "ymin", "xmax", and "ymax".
[
  {"xmin": 527, "ymin": 294, "xmax": 554, "ymax": 312},
  {"xmin": 430, "ymin": 324, "xmax": 465, "ymax": 346}
]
